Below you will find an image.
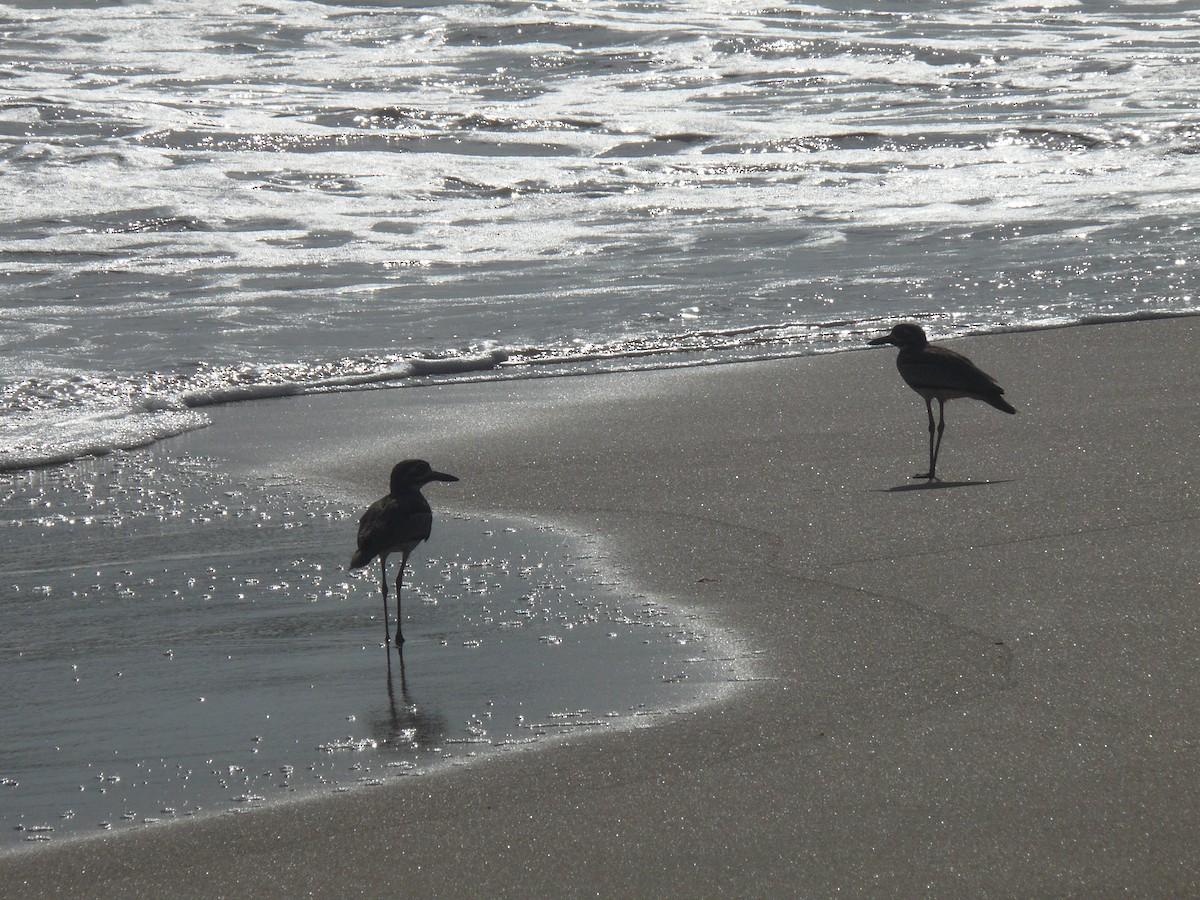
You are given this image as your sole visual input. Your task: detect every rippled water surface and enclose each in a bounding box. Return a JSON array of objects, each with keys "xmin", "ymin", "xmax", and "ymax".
[{"xmin": 2, "ymin": 0, "xmax": 1198, "ymax": 467}]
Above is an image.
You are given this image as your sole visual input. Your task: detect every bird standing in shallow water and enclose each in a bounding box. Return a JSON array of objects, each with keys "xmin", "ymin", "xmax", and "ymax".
[
  {"xmin": 869, "ymin": 323, "xmax": 1016, "ymax": 480},
  {"xmin": 349, "ymin": 459, "xmax": 458, "ymax": 645}
]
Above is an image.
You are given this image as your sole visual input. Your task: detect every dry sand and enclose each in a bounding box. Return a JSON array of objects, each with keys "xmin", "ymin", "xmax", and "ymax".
[{"xmin": 4, "ymin": 318, "xmax": 1197, "ymax": 897}]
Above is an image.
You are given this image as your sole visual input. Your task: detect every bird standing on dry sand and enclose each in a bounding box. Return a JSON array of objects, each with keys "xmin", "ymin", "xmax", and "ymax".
[
  {"xmin": 349, "ymin": 459, "xmax": 458, "ymax": 645},
  {"xmin": 869, "ymin": 323, "xmax": 1016, "ymax": 480}
]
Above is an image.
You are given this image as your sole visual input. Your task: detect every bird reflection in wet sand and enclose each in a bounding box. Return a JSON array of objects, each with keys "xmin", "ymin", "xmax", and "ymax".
[
  {"xmin": 869, "ymin": 323, "xmax": 1016, "ymax": 481},
  {"xmin": 349, "ymin": 459, "xmax": 458, "ymax": 646},
  {"xmin": 372, "ymin": 650, "xmax": 447, "ymax": 753}
]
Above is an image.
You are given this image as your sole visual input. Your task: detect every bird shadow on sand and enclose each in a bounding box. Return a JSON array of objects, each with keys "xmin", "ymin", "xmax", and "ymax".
[{"xmin": 882, "ymin": 479, "xmax": 1013, "ymax": 493}]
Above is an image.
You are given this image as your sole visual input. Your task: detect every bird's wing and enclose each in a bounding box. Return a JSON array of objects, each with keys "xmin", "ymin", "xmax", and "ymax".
[
  {"xmin": 899, "ymin": 346, "xmax": 1006, "ymax": 396},
  {"xmin": 356, "ymin": 497, "xmax": 433, "ymax": 562}
]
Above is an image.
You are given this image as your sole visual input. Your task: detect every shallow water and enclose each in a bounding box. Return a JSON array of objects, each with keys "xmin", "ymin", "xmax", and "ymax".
[{"xmin": 0, "ymin": 448, "xmax": 744, "ymax": 849}]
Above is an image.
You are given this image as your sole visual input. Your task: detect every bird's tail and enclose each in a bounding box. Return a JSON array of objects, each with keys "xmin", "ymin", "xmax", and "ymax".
[{"xmin": 348, "ymin": 548, "xmax": 372, "ymax": 570}]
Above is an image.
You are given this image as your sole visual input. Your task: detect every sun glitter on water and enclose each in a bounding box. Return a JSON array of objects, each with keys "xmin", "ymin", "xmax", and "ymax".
[{"xmin": 0, "ymin": 450, "xmax": 743, "ymax": 848}]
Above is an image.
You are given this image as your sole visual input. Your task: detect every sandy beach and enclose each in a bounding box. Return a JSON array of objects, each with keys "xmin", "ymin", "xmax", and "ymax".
[{"xmin": 4, "ymin": 317, "xmax": 1197, "ymax": 897}]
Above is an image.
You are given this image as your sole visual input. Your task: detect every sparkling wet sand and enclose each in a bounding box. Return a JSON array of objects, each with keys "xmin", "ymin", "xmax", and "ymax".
[{"xmin": 4, "ymin": 318, "xmax": 1198, "ymax": 896}]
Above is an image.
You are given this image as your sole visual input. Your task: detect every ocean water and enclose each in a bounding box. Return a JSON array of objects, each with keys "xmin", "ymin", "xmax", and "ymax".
[
  {"xmin": 2, "ymin": 0, "xmax": 1198, "ymax": 850},
  {"xmin": 2, "ymin": 0, "xmax": 1198, "ymax": 468}
]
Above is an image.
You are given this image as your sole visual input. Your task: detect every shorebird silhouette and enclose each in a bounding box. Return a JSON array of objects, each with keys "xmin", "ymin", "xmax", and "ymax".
[
  {"xmin": 869, "ymin": 323, "xmax": 1016, "ymax": 480},
  {"xmin": 349, "ymin": 459, "xmax": 458, "ymax": 645}
]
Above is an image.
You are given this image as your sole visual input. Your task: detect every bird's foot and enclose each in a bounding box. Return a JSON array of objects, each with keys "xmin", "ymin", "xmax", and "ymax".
[{"xmin": 911, "ymin": 471, "xmax": 938, "ymax": 481}]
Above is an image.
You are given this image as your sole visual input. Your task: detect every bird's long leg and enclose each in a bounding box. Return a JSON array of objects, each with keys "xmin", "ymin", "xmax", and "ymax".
[
  {"xmin": 913, "ymin": 397, "xmax": 937, "ymax": 479},
  {"xmin": 929, "ymin": 399, "xmax": 947, "ymax": 480},
  {"xmin": 394, "ymin": 550, "xmax": 411, "ymax": 646},
  {"xmin": 379, "ymin": 555, "xmax": 391, "ymax": 644}
]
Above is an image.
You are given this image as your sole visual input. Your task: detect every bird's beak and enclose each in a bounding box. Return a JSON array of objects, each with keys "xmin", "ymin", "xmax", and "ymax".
[
  {"xmin": 429, "ymin": 471, "xmax": 459, "ymax": 482},
  {"xmin": 868, "ymin": 335, "xmax": 893, "ymax": 346}
]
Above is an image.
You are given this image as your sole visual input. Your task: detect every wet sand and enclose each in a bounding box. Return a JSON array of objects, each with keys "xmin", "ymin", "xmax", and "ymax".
[{"xmin": 4, "ymin": 318, "xmax": 1198, "ymax": 896}]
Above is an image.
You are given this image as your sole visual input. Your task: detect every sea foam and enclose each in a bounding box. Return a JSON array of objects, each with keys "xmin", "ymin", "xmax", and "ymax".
[{"xmin": 0, "ymin": 350, "xmax": 510, "ymax": 471}]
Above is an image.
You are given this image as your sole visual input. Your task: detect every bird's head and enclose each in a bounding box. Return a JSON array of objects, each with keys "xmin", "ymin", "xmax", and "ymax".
[
  {"xmin": 868, "ymin": 322, "xmax": 928, "ymax": 349},
  {"xmin": 389, "ymin": 459, "xmax": 459, "ymax": 493}
]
